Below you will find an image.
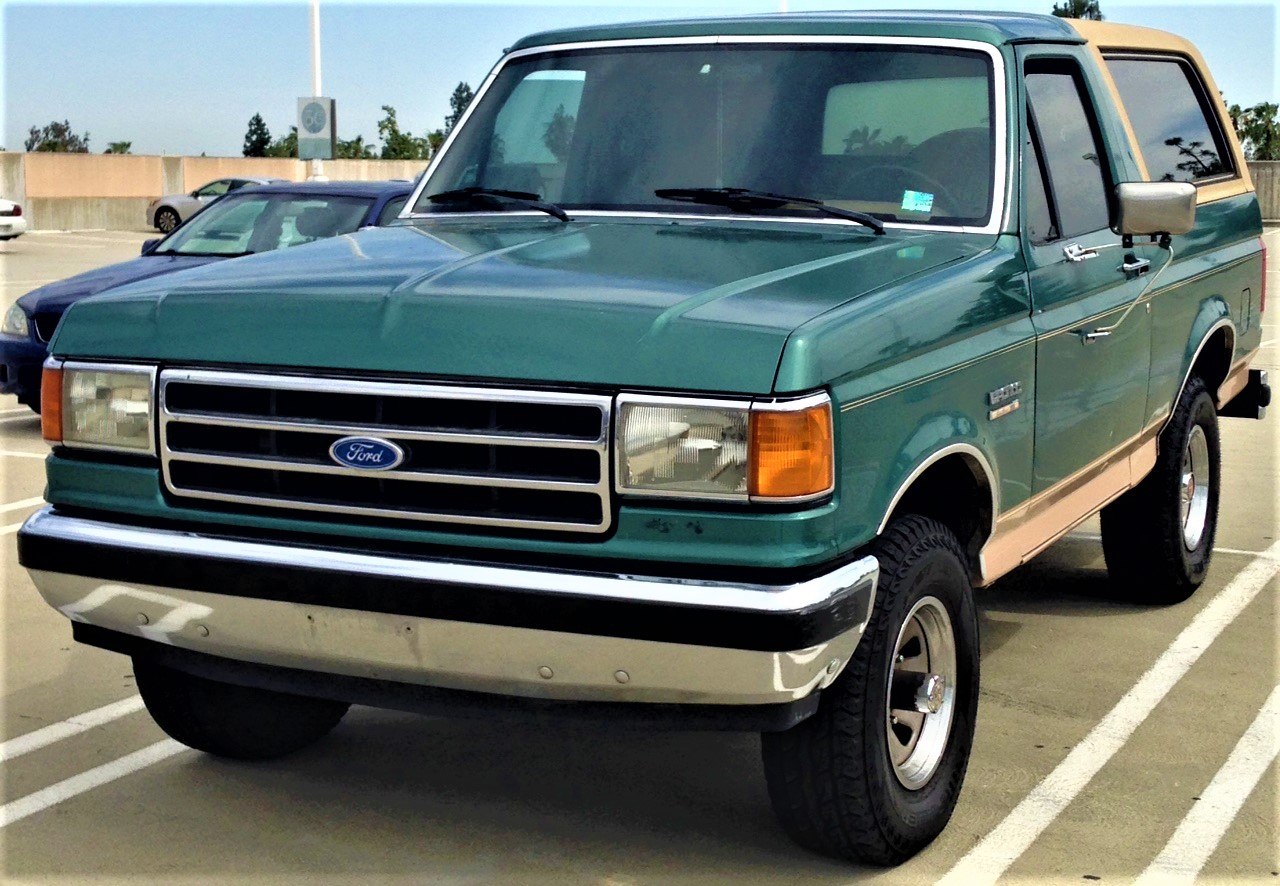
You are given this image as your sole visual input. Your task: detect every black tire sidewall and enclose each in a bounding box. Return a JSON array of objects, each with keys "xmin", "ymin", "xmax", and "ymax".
[
  {"xmin": 1161, "ymin": 380, "xmax": 1220, "ymax": 586},
  {"xmin": 860, "ymin": 532, "xmax": 979, "ymax": 839}
]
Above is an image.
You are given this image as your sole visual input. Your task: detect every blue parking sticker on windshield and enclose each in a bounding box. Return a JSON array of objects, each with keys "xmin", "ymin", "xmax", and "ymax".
[{"xmin": 901, "ymin": 190, "xmax": 935, "ymax": 213}]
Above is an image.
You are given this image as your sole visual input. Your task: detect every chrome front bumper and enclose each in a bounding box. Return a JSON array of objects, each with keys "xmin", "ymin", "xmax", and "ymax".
[{"xmin": 19, "ymin": 508, "xmax": 878, "ymax": 707}]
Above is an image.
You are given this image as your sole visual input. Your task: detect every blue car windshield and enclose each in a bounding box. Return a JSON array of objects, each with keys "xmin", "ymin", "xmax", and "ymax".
[{"xmin": 155, "ymin": 193, "xmax": 373, "ymax": 256}]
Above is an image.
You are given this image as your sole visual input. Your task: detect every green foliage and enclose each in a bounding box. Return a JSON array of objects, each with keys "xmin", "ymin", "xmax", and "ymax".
[
  {"xmin": 265, "ymin": 126, "xmax": 298, "ymax": 158},
  {"xmin": 24, "ymin": 120, "xmax": 90, "ymax": 152},
  {"xmin": 104, "ymin": 141, "xmax": 132, "ymax": 154},
  {"xmin": 243, "ymin": 113, "xmax": 272, "ymax": 157},
  {"xmin": 842, "ymin": 125, "xmax": 911, "ymax": 155},
  {"xmin": 1051, "ymin": 0, "xmax": 1103, "ymax": 20},
  {"xmin": 542, "ymin": 104, "xmax": 576, "ymax": 162},
  {"xmin": 1227, "ymin": 101, "xmax": 1280, "ymax": 161},
  {"xmin": 444, "ymin": 82, "xmax": 475, "ymax": 135},
  {"xmin": 335, "ymin": 134, "xmax": 377, "ymax": 159},
  {"xmin": 427, "ymin": 129, "xmax": 446, "ymax": 157},
  {"xmin": 377, "ymin": 106, "xmax": 429, "ymax": 160}
]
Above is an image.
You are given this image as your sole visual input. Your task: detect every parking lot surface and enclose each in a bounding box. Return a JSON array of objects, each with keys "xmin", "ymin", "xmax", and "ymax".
[{"xmin": 1, "ymin": 230, "xmax": 1276, "ymax": 883}]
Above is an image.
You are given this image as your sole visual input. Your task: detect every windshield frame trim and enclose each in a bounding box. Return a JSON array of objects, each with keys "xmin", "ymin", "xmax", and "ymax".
[{"xmin": 404, "ymin": 34, "xmax": 1009, "ymax": 236}]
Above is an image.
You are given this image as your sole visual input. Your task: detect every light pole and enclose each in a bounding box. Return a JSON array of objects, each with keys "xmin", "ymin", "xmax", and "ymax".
[{"xmin": 308, "ymin": 0, "xmax": 326, "ymax": 181}]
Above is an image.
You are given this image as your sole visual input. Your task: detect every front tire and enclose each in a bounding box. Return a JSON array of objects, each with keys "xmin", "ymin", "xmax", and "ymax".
[
  {"xmin": 134, "ymin": 659, "xmax": 349, "ymax": 760},
  {"xmin": 761, "ymin": 515, "xmax": 980, "ymax": 865},
  {"xmin": 154, "ymin": 207, "xmax": 179, "ymax": 233},
  {"xmin": 1101, "ymin": 374, "xmax": 1220, "ymax": 604}
]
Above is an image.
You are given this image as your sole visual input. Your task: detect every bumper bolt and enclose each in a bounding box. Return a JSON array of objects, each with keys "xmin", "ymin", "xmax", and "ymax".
[
  {"xmin": 614, "ymin": 670, "xmax": 630, "ymax": 684},
  {"xmin": 826, "ymin": 659, "xmax": 840, "ymax": 675},
  {"xmin": 136, "ymin": 613, "xmax": 149, "ymax": 626},
  {"xmin": 196, "ymin": 625, "xmax": 210, "ymax": 638},
  {"xmin": 538, "ymin": 666, "xmax": 554, "ymax": 680}
]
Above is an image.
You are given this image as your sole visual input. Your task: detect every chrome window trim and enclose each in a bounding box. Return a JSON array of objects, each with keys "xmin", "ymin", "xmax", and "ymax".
[
  {"xmin": 404, "ymin": 35, "xmax": 1010, "ymax": 236},
  {"xmin": 158, "ymin": 369, "xmax": 614, "ymax": 534},
  {"xmin": 59, "ymin": 360, "xmax": 158, "ymax": 458}
]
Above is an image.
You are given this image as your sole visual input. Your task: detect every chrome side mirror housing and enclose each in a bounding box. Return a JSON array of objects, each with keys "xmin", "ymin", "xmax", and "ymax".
[{"xmin": 1113, "ymin": 181, "xmax": 1197, "ymax": 238}]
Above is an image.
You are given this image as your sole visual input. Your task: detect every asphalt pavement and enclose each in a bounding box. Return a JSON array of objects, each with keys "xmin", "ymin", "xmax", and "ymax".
[{"xmin": 0, "ymin": 228, "xmax": 1276, "ymax": 884}]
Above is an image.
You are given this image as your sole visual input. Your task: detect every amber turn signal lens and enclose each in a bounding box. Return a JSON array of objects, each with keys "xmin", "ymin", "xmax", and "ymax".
[
  {"xmin": 748, "ymin": 401, "xmax": 834, "ymax": 499},
  {"xmin": 40, "ymin": 365, "xmax": 63, "ymax": 443}
]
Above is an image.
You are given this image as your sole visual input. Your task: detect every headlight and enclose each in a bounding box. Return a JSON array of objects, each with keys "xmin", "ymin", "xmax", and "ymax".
[
  {"xmin": 2, "ymin": 301, "xmax": 29, "ymax": 337},
  {"xmin": 54, "ymin": 362, "xmax": 156, "ymax": 454},
  {"xmin": 616, "ymin": 392, "xmax": 833, "ymax": 502}
]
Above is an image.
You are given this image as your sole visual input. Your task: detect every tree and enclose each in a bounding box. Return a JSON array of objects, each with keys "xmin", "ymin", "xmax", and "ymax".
[
  {"xmin": 377, "ymin": 106, "xmax": 429, "ymax": 160},
  {"xmin": 24, "ymin": 120, "xmax": 89, "ymax": 152},
  {"xmin": 265, "ymin": 126, "xmax": 298, "ymax": 158},
  {"xmin": 542, "ymin": 104, "xmax": 576, "ymax": 162},
  {"xmin": 427, "ymin": 129, "xmax": 446, "ymax": 157},
  {"xmin": 1227, "ymin": 101, "xmax": 1280, "ymax": 161},
  {"xmin": 444, "ymin": 82, "xmax": 475, "ymax": 134},
  {"xmin": 335, "ymin": 134, "xmax": 377, "ymax": 159},
  {"xmin": 104, "ymin": 141, "xmax": 132, "ymax": 154},
  {"xmin": 243, "ymin": 113, "xmax": 272, "ymax": 157},
  {"xmin": 1051, "ymin": 0, "xmax": 1103, "ymax": 20}
]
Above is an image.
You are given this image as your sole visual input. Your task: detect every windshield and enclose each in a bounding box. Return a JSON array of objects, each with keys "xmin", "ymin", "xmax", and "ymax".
[
  {"xmin": 416, "ymin": 42, "xmax": 999, "ymax": 227},
  {"xmin": 157, "ymin": 193, "xmax": 373, "ymax": 256}
]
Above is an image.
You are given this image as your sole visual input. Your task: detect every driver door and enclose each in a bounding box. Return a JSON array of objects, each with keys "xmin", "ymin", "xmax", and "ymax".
[{"xmin": 1023, "ymin": 56, "xmax": 1152, "ymax": 495}]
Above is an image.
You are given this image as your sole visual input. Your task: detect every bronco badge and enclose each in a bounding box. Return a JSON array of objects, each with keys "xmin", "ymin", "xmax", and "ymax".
[{"xmin": 329, "ymin": 436, "xmax": 405, "ymax": 471}]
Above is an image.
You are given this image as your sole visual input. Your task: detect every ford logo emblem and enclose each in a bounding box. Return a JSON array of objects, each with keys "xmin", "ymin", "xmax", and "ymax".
[{"xmin": 329, "ymin": 436, "xmax": 405, "ymax": 471}]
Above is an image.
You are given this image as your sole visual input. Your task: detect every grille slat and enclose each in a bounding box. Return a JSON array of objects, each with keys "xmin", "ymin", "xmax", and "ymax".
[{"xmin": 159, "ymin": 370, "xmax": 613, "ymax": 534}]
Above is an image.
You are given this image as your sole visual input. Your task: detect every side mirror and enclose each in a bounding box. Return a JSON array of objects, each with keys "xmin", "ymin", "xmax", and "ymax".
[
  {"xmin": 1113, "ymin": 181, "xmax": 1196, "ymax": 239},
  {"xmin": 141, "ymin": 238, "xmax": 160, "ymax": 255}
]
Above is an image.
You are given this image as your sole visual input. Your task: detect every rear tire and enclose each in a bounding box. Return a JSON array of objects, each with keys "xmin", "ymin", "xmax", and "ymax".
[
  {"xmin": 154, "ymin": 207, "xmax": 179, "ymax": 233},
  {"xmin": 761, "ymin": 515, "xmax": 979, "ymax": 865},
  {"xmin": 1101, "ymin": 375, "xmax": 1220, "ymax": 604},
  {"xmin": 134, "ymin": 658, "xmax": 349, "ymax": 760}
]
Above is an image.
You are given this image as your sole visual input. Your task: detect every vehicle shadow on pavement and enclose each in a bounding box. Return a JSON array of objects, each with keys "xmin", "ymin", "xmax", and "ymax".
[{"xmin": 149, "ymin": 716, "xmax": 880, "ymax": 882}]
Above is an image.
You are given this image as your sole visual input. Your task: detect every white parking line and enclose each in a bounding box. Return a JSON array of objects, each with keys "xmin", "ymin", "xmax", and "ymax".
[
  {"xmin": 1133, "ymin": 684, "xmax": 1280, "ymax": 885},
  {"xmin": 0, "ymin": 739, "xmax": 185, "ymax": 828},
  {"xmin": 0, "ymin": 450, "xmax": 47, "ymax": 459},
  {"xmin": 1, "ymin": 522, "xmax": 26, "ymax": 535},
  {"xmin": 0, "ymin": 696, "xmax": 145, "ymax": 763},
  {"xmin": 0, "ymin": 414, "xmax": 39, "ymax": 425},
  {"xmin": 0, "ymin": 497, "xmax": 44, "ymax": 514},
  {"xmin": 938, "ymin": 540, "xmax": 1280, "ymax": 886}
]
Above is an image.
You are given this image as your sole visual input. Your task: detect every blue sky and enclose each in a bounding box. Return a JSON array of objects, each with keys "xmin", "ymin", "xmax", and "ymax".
[{"xmin": 2, "ymin": 0, "xmax": 1276, "ymax": 156}]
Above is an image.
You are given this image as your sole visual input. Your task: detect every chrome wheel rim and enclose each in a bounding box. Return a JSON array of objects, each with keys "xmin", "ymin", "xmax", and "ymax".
[
  {"xmin": 1180, "ymin": 424, "xmax": 1211, "ymax": 550},
  {"xmin": 886, "ymin": 596, "xmax": 957, "ymax": 790},
  {"xmin": 158, "ymin": 213, "xmax": 174, "ymax": 232}
]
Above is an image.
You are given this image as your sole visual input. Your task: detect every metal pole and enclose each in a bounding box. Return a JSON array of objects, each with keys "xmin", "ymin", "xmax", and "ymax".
[{"xmin": 308, "ymin": 0, "xmax": 326, "ymax": 181}]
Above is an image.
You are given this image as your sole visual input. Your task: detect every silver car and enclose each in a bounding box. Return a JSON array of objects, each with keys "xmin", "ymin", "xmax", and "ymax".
[{"xmin": 146, "ymin": 177, "xmax": 283, "ymax": 233}]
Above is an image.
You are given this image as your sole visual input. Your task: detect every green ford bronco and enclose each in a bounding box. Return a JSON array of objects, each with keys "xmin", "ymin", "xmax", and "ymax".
[{"xmin": 20, "ymin": 11, "xmax": 1269, "ymax": 865}]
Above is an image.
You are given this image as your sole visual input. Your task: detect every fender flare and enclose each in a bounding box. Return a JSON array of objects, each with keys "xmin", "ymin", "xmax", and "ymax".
[
  {"xmin": 1164, "ymin": 312, "xmax": 1236, "ymax": 433},
  {"xmin": 875, "ymin": 441, "xmax": 1000, "ymax": 545}
]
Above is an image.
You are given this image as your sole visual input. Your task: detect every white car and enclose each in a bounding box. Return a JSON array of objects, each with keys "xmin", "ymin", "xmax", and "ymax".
[{"xmin": 0, "ymin": 199, "xmax": 27, "ymax": 241}]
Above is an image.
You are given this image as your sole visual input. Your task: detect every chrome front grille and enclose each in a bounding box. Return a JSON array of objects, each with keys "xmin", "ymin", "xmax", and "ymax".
[{"xmin": 158, "ymin": 369, "xmax": 613, "ymax": 534}]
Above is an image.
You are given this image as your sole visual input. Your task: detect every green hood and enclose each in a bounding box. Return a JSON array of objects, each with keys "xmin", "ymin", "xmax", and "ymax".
[{"xmin": 54, "ymin": 219, "xmax": 994, "ymax": 394}]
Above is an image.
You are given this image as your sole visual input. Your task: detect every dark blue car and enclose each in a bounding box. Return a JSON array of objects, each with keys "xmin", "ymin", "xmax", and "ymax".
[{"xmin": 1, "ymin": 179, "xmax": 414, "ymax": 411}]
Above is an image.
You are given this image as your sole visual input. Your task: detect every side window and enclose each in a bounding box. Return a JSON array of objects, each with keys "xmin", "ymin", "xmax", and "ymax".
[
  {"xmin": 377, "ymin": 195, "xmax": 409, "ymax": 226},
  {"xmin": 1024, "ymin": 62, "xmax": 1112, "ymax": 239},
  {"xmin": 194, "ymin": 180, "xmax": 231, "ymax": 198},
  {"xmin": 1024, "ymin": 120, "xmax": 1058, "ymax": 244},
  {"xmin": 1105, "ymin": 56, "xmax": 1233, "ymax": 183}
]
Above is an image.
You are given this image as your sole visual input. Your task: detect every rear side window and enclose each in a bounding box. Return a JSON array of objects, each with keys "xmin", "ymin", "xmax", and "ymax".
[
  {"xmin": 1105, "ymin": 56, "xmax": 1234, "ymax": 183},
  {"xmin": 1024, "ymin": 62, "xmax": 1112, "ymax": 239}
]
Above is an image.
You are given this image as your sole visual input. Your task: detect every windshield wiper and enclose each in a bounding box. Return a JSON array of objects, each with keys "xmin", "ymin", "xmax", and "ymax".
[
  {"xmin": 654, "ymin": 187, "xmax": 885, "ymax": 235},
  {"xmin": 427, "ymin": 187, "xmax": 569, "ymax": 222},
  {"xmin": 150, "ymin": 249, "xmax": 254, "ymax": 258}
]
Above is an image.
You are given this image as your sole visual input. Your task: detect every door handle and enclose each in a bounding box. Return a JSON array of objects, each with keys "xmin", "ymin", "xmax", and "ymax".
[
  {"xmin": 1077, "ymin": 328, "xmax": 1112, "ymax": 344},
  {"xmin": 1120, "ymin": 256, "xmax": 1151, "ymax": 276},
  {"xmin": 1063, "ymin": 243, "xmax": 1099, "ymax": 262}
]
